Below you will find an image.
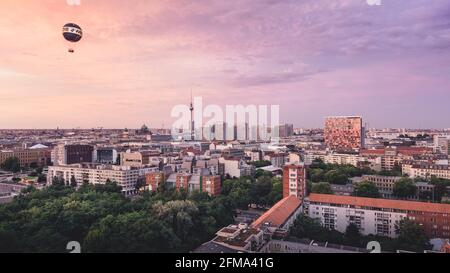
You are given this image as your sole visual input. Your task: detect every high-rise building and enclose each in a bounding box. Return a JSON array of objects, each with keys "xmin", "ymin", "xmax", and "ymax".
[
  {"xmin": 51, "ymin": 144, "xmax": 94, "ymax": 166},
  {"xmin": 324, "ymin": 116, "xmax": 364, "ymax": 151},
  {"xmin": 283, "ymin": 163, "xmax": 306, "ymax": 199},
  {"xmin": 94, "ymin": 147, "xmax": 118, "ymax": 164},
  {"xmin": 278, "ymin": 124, "xmax": 294, "ymax": 138},
  {"xmin": 434, "ymin": 135, "xmax": 450, "ymax": 155}
]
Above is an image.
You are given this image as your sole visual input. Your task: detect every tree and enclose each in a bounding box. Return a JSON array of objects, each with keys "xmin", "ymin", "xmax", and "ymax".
[
  {"xmin": 254, "ymin": 169, "xmax": 273, "ymax": 179},
  {"xmin": 83, "ymin": 212, "xmax": 178, "ymax": 253},
  {"xmin": 344, "ymin": 223, "xmax": 362, "ymax": 246},
  {"xmin": 1, "ymin": 157, "xmax": 21, "ymax": 173},
  {"xmin": 396, "ymin": 219, "xmax": 431, "ymax": 252},
  {"xmin": 135, "ymin": 177, "xmax": 146, "ymax": 191},
  {"xmin": 290, "ymin": 215, "xmax": 344, "ymax": 244},
  {"xmin": 266, "ymin": 177, "xmax": 283, "ymax": 206},
  {"xmin": 324, "ymin": 170, "xmax": 348, "ymax": 185},
  {"xmin": 311, "ymin": 182, "xmax": 333, "ymax": 194},
  {"xmin": 251, "ymin": 176, "xmax": 273, "ymax": 205},
  {"xmin": 429, "ymin": 176, "xmax": 450, "ymax": 202},
  {"xmin": 309, "ymin": 169, "xmax": 325, "ymax": 182},
  {"xmin": 249, "ymin": 160, "xmax": 271, "ymax": 168},
  {"xmin": 353, "ymin": 181, "xmax": 380, "ymax": 198},
  {"xmin": 393, "ymin": 178, "xmax": 417, "ymax": 199},
  {"xmin": 51, "ymin": 176, "xmax": 65, "ymax": 187},
  {"xmin": 70, "ymin": 175, "xmax": 77, "ymax": 188},
  {"xmin": 0, "ymin": 178, "xmax": 233, "ymax": 253}
]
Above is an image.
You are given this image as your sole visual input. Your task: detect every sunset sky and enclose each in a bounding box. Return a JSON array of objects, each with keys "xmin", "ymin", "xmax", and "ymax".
[{"xmin": 1, "ymin": 0, "xmax": 449, "ymax": 129}]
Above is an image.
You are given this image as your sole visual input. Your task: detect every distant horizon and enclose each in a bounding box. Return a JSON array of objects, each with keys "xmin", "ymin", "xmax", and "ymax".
[
  {"xmin": 0, "ymin": 125, "xmax": 449, "ymax": 131},
  {"xmin": 1, "ymin": 1, "xmax": 450, "ymax": 128}
]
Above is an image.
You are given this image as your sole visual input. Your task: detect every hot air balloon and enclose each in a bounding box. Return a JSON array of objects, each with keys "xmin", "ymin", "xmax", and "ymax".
[{"xmin": 62, "ymin": 23, "xmax": 83, "ymax": 53}]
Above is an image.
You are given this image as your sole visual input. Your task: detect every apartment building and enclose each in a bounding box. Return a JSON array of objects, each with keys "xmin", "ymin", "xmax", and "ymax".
[
  {"xmin": 403, "ymin": 162, "xmax": 450, "ymax": 180},
  {"xmin": 94, "ymin": 147, "xmax": 118, "ymax": 164},
  {"xmin": 306, "ymin": 194, "xmax": 450, "ymax": 239},
  {"xmin": 0, "ymin": 147, "xmax": 51, "ymax": 167},
  {"xmin": 145, "ymin": 172, "xmax": 165, "ymax": 192},
  {"xmin": 145, "ymin": 172, "xmax": 221, "ymax": 196},
  {"xmin": 219, "ymin": 157, "xmax": 255, "ymax": 178},
  {"xmin": 352, "ymin": 175, "xmax": 402, "ymax": 198},
  {"xmin": 434, "ymin": 135, "xmax": 450, "ymax": 155},
  {"xmin": 352, "ymin": 175, "xmax": 436, "ymax": 200},
  {"xmin": 361, "ymin": 147, "xmax": 432, "ymax": 171},
  {"xmin": 47, "ymin": 164, "xmax": 151, "ymax": 195},
  {"xmin": 202, "ymin": 175, "xmax": 222, "ymax": 197},
  {"xmin": 264, "ymin": 152, "xmax": 287, "ymax": 168},
  {"xmin": 52, "ymin": 144, "xmax": 94, "ymax": 166},
  {"xmin": 283, "ymin": 163, "xmax": 307, "ymax": 199}
]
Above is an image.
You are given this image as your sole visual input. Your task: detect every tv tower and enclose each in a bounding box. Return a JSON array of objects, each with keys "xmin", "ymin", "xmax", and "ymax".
[{"xmin": 190, "ymin": 90, "xmax": 194, "ymax": 141}]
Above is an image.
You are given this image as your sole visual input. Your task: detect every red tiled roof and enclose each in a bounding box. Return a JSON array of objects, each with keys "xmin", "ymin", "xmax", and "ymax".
[
  {"xmin": 309, "ymin": 194, "xmax": 450, "ymax": 214},
  {"xmin": 360, "ymin": 149, "xmax": 385, "ymax": 155},
  {"xmin": 251, "ymin": 196, "xmax": 302, "ymax": 228}
]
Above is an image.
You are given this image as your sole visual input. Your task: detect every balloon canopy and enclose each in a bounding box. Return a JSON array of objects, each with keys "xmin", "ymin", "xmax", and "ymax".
[{"xmin": 62, "ymin": 23, "xmax": 83, "ymax": 43}]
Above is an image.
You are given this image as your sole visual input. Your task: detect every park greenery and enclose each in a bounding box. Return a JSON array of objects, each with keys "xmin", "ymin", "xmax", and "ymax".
[
  {"xmin": 222, "ymin": 175, "xmax": 283, "ymax": 209},
  {"xmin": 249, "ymin": 160, "xmax": 272, "ymax": 168},
  {"xmin": 308, "ymin": 159, "xmax": 450, "ymax": 202},
  {"xmin": 308, "ymin": 159, "xmax": 404, "ymax": 185},
  {"xmin": 289, "ymin": 215, "xmax": 431, "ymax": 252},
  {"xmin": 0, "ymin": 173, "xmax": 282, "ymax": 253},
  {"xmin": 311, "ymin": 182, "xmax": 333, "ymax": 194},
  {"xmin": 308, "ymin": 159, "xmax": 374, "ymax": 185},
  {"xmin": 393, "ymin": 177, "xmax": 417, "ymax": 199},
  {"xmin": 1, "ymin": 157, "xmax": 21, "ymax": 173},
  {"xmin": 353, "ymin": 181, "xmax": 380, "ymax": 198},
  {"xmin": 0, "ymin": 181, "xmax": 236, "ymax": 253}
]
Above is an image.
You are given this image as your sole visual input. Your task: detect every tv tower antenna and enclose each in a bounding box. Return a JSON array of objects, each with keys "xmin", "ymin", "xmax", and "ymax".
[{"xmin": 190, "ymin": 89, "xmax": 194, "ymax": 141}]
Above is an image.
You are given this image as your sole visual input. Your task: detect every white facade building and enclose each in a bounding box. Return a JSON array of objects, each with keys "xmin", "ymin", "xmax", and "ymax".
[
  {"xmin": 47, "ymin": 164, "xmax": 152, "ymax": 195},
  {"xmin": 307, "ymin": 196, "xmax": 406, "ymax": 238}
]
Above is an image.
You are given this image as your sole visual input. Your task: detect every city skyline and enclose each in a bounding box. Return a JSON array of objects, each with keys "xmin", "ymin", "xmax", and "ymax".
[{"xmin": 1, "ymin": 0, "xmax": 450, "ymax": 129}]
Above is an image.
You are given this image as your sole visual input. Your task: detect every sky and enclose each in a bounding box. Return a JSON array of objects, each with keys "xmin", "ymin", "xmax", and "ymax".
[{"xmin": 0, "ymin": 0, "xmax": 449, "ymax": 129}]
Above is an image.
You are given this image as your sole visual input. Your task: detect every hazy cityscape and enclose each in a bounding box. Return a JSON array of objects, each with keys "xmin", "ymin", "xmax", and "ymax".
[
  {"xmin": 1, "ymin": 116, "xmax": 450, "ymax": 253},
  {"xmin": 1, "ymin": 0, "xmax": 450, "ymax": 259}
]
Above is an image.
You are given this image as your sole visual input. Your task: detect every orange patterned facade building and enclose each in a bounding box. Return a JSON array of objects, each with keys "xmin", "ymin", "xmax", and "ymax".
[{"xmin": 324, "ymin": 116, "xmax": 364, "ymax": 151}]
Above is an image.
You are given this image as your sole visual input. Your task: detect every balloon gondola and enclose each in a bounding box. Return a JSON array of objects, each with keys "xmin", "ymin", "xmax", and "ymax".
[{"xmin": 62, "ymin": 23, "xmax": 83, "ymax": 53}]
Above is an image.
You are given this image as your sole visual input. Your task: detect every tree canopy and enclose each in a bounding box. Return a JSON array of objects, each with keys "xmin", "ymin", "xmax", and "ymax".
[
  {"xmin": 0, "ymin": 181, "xmax": 235, "ymax": 253},
  {"xmin": 1, "ymin": 157, "xmax": 21, "ymax": 173},
  {"xmin": 311, "ymin": 182, "xmax": 333, "ymax": 194},
  {"xmin": 393, "ymin": 177, "xmax": 417, "ymax": 199},
  {"xmin": 221, "ymin": 175, "xmax": 282, "ymax": 209},
  {"xmin": 289, "ymin": 214, "xmax": 431, "ymax": 252},
  {"xmin": 353, "ymin": 181, "xmax": 380, "ymax": 198}
]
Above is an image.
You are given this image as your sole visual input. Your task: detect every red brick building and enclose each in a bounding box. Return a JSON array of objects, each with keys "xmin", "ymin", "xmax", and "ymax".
[
  {"xmin": 176, "ymin": 174, "xmax": 191, "ymax": 192},
  {"xmin": 283, "ymin": 164, "xmax": 306, "ymax": 200},
  {"xmin": 202, "ymin": 175, "xmax": 221, "ymax": 196},
  {"xmin": 145, "ymin": 172, "xmax": 165, "ymax": 192}
]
